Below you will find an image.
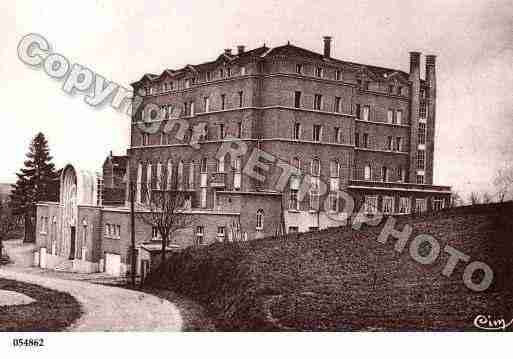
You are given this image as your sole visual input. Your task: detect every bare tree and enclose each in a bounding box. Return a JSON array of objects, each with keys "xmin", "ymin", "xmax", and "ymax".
[
  {"xmin": 493, "ymin": 165, "xmax": 513, "ymax": 202},
  {"xmin": 0, "ymin": 200, "xmax": 17, "ymax": 261},
  {"xmin": 469, "ymin": 192, "xmax": 481, "ymax": 205},
  {"xmin": 137, "ymin": 164, "xmax": 194, "ymax": 265}
]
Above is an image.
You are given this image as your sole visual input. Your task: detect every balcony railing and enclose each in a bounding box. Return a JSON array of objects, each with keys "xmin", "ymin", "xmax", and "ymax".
[{"xmin": 210, "ymin": 172, "xmax": 226, "ymax": 188}]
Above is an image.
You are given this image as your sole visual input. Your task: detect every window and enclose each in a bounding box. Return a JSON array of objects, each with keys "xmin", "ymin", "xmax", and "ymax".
[
  {"xmin": 315, "ymin": 67, "xmax": 323, "ymax": 77},
  {"xmin": 218, "ymin": 123, "xmax": 225, "ymax": 139},
  {"xmin": 238, "ymin": 91, "xmax": 243, "ymax": 107},
  {"xmin": 433, "ymin": 199, "xmax": 444, "ymax": 211},
  {"xmin": 397, "ymin": 167, "xmax": 405, "ymax": 182},
  {"xmin": 313, "ymin": 125, "xmax": 322, "ymax": 142},
  {"xmin": 364, "ymin": 196, "xmax": 378, "ymax": 214},
  {"xmin": 204, "ymin": 97, "xmax": 210, "ymax": 113},
  {"xmin": 362, "ymin": 133, "xmax": 369, "ymax": 148},
  {"xmin": 256, "ymin": 209, "xmax": 264, "ymax": 230},
  {"xmin": 420, "ymin": 101, "xmax": 427, "ymax": 118},
  {"xmin": 418, "ymin": 123, "xmax": 426, "ymax": 144},
  {"xmin": 330, "ymin": 160, "xmax": 339, "ymax": 178},
  {"xmin": 399, "ymin": 197, "xmax": 411, "ymax": 214},
  {"xmin": 363, "ymin": 81, "xmax": 369, "ymax": 91},
  {"xmin": 417, "ymin": 150, "xmax": 425, "ymax": 169},
  {"xmin": 388, "ymin": 84, "xmax": 394, "ymax": 94},
  {"xmin": 311, "ymin": 158, "xmax": 321, "ymax": 177},
  {"xmin": 293, "ymin": 123, "xmax": 301, "ymax": 140},
  {"xmin": 387, "ymin": 109, "xmax": 393, "ymax": 124},
  {"xmin": 237, "ymin": 122, "xmax": 242, "ymax": 138},
  {"xmin": 397, "ymin": 86, "xmax": 403, "ymax": 96},
  {"xmin": 309, "ymin": 189, "xmax": 320, "ymax": 211},
  {"xmin": 334, "ymin": 97, "xmax": 342, "ymax": 113},
  {"xmin": 151, "ymin": 226, "xmax": 159, "ymax": 240},
  {"xmin": 334, "ymin": 127, "xmax": 341, "ymax": 143},
  {"xmin": 396, "ymin": 110, "xmax": 403, "ymax": 125},
  {"xmin": 217, "ymin": 226, "xmax": 226, "ymax": 241},
  {"xmin": 355, "ymin": 104, "xmax": 361, "ymax": 119},
  {"xmin": 178, "ymin": 160, "xmax": 184, "ymax": 189},
  {"xmin": 219, "ymin": 68, "xmax": 225, "ymax": 79},
  {"xmin": 294, "ymin": 91, "xmax": 301, "ymax": 108},
  {"xmin": 314, "ymin": 94, "xmax": 322, "ymax": 110},
  {"xmin": 415, "ymin": 198, "xmax": 427, "ymax": 213},
  {"xmin": 189, "ymin": 101, "xmax": 195, "ymax": 116},
  {"xmin": 362, "ymin": 105, "xmax": 370, "ymax": 121},
  {"xmin": 382, "ymin": 196, "xmax": 394, "ymax": 215},
  {"xmin": 227, "ymin": 67, "xmax": 232, "ymax": 77},
  {"xmin": 417, "ymin": 174, "xmax": 425, "ymax": 184},
  {"xmin": 189, "ymin": 161, "xmax": 195, "ymax": 189},
  {"xmin": 200, "ymin": 157, "xmax": 208, "ymax": 173},
  {"xmin": 221, "ymin": 94, "xmax": 226, "ymax": 110},
  {"xmin": 206, "ymin": 71, "xmax": 211, "ymax": 81},
  {"xmin": 382, "ymin": 166, "xmax": 389, "ymax": 182},
  {"xmin": 296, "ymin": 64, "xmax": 303, "ymax": 74},
  {"xmin": 387, "ymin": 136, "xmax": 393, "ymax": 151},
  {"xmin": 395, "ymin": 137, "xmax": 402, "ymax": 152},
  {"xmin": 364, "ymin": 165, "xmax": 372, "ymax": 180},
  {"xmin": 185, "ymin": 79, "xmax": 190, "ymax": 88},
  {"xmin": 240, "ymin": 66, "xmax": 246, "ymax": 76},
  {"xmin": 200, "ymin": 188, "xmax": 207, "ymax": 208},
  {"xmin": 289, "ymin": 189, "xmax": 299, "ymax": 210},
  {"xmin": 288, "ymin": 226, "xmax": 299, "ymax": 233},
  {"xmin": 355, "ymin": 132, "xmax": 360, "ymax": 147},
  {"xmin": 217, "ymin": 156, "xmax": 225, "ymax": 173},
  {"xmin": 309, "ymin": 226, "xmax": 319, "ymax": 232},
  {"xmin": 142, "ymin": 133, "xmax": 149, "ymax": 146},
  {"xmin": 335, "ymin": 70, "xmax": 342, "ymax": 81},
  {"xmin": 233, "ymin": 156, "xmax": 242, "ymax": 190},
  {"xmin": 329, "ymin": 192, "xmax": 338, "ymax": 212},
  {"xmin": 195, "ymin": 226, "xmax": 204, "ymax": 245}
]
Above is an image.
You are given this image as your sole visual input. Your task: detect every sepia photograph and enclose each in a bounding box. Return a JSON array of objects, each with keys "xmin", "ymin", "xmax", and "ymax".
[{"xmin": 1, "ymin": 0, "xmax": 512, "ymax": 357}]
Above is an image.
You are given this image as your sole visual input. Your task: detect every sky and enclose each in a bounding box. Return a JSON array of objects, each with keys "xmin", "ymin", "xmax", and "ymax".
[{"xmin": 1, "ymin": 0, "xmax": 512, "ymax": 201}]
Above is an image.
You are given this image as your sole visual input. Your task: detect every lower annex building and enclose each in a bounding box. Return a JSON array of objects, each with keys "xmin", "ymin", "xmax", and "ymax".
[{"xmin": 35, "ymin": 37, "xmax": 451, "ymax": 277}]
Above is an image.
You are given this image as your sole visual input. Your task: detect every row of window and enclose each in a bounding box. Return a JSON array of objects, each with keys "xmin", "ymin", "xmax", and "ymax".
[
  {"xmin": 143, "ymin": 67, "xmax": 248, "ymax": 96},
  {"xmin": 105, "ymin": 223, "xmax": 121, "ymax": 239},
  {"xmin": 140, "ymin": 121, "xmax": 243, "ymax": 146},
  {"xmin": 355, "ymin": 132, "xmax": 404, "ymax": 152},
  {"xmin": 363, "ymin": 196, "xmax": 445, "ymax": 215},
  {"xmin": 362, "ymin": 165, "xmax": 407, "ymax": 183}
]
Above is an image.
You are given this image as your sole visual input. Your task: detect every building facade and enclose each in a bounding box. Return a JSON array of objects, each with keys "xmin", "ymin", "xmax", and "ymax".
[{"xmin": 35, "ymin": 37, "xmax": 450, "ymax": 276}]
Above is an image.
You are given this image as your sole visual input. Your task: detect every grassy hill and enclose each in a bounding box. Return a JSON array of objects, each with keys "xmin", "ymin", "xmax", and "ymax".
[{"xmin": 147, "ymin": 202, "xmax": 513, "ymax": 331}]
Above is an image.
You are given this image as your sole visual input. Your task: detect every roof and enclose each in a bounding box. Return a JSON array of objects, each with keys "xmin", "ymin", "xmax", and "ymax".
[
  {"xmin": 132, "ymin": 42, "xmax": 410, "ymax": 86},
  {"xmin": 103, "ymin": 153, "xmax": 128, "ymax": 170}
]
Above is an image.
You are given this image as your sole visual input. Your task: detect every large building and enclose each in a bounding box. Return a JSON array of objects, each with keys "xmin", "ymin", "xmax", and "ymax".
[{"xmin": 35, "ymin": 37, "xmax": 451, "ymax": 276}]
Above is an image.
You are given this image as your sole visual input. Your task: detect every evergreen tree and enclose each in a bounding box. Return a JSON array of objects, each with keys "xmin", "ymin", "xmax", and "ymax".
[{"xmin": 10, "ymin": 133, "xmax": 58, "ymax": 242}]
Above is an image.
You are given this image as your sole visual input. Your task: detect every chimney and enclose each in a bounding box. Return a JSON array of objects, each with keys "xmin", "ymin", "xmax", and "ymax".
[
  {"xmin": 409, "ymin": 51, "xmax": 421, "ymax": 80},
  {"xmin": 323, "ymin": 36, "xmax": 332, "ymax": 58},
  {"xmin": 224, "ymin": 48, "xmax": 232, "ymax": 56},
  {"xmin": 237, "ymin": 45, "xmax": 245, "ymax": 55}
]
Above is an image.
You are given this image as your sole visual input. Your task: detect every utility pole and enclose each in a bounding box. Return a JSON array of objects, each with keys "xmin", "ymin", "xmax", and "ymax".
[{"xmin": 130, "ymin": 181, "xmax": 136, "ymax": 287}]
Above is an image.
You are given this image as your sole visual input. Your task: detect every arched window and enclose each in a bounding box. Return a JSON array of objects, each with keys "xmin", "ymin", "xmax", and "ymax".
[
  {"xmin": 217, "ymin": 155, "xmax": 225, "ymax": 173},
  {"xmin": 364, "ymin": 165, "xmax": 372, "ymax": 180},
  {"xmin": 256, "ymin": 209, "xmax": 264, "ymax": 230},
  {"xmin": 292, "ymin": 157, "xmax": 301, "ymax": 171}
]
